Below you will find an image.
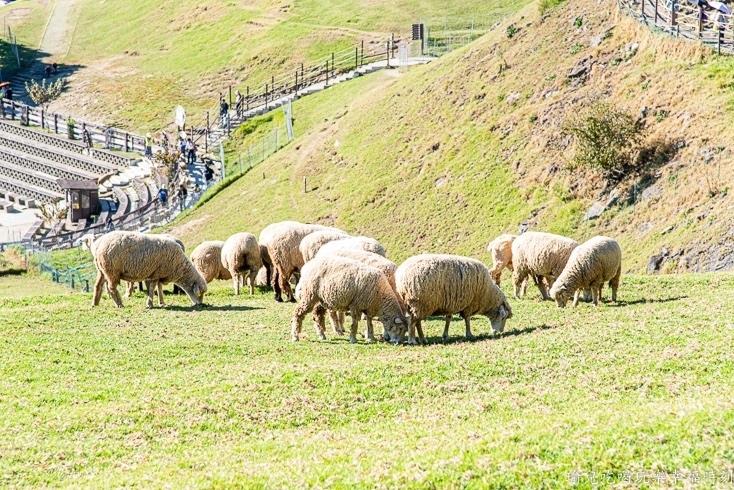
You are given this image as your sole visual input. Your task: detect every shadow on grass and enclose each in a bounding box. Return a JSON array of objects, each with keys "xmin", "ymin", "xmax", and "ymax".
[
  {"xmin": 164, "ymin": 304, "xmax": 265, "ymax": 312},
  {"xmin": 607, "ymin": 296, "xmax": 688, "ymax": 307},
  {"xmin": 423, "ymin": 323, "xmax": 554, "ymax": 345}
]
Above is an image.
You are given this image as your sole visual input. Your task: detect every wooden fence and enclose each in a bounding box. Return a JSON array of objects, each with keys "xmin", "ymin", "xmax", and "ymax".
[
  {"xmin": 186, "ymin": 38, "xmax": 399, "ymax": 153},
  {"xmin": 619, "ymin": 0, "xmax": 734, "ymax": 54}
]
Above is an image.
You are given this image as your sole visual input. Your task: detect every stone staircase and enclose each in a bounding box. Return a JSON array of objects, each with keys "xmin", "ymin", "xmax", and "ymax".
[{"xmin": 7, "ymin": 60, "xmax": 70, "ymax": 107}]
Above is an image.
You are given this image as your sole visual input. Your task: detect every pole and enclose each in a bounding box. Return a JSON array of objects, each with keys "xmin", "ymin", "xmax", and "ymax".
[
  {"xmin": 54, "ymin": 114, "xmax": 58, "ymax": 133},
  {"xmin": 325, "ymin": 60, "xmax": 329, "ymax": 86},
  {"xmin": 295, "ymin": 69, "xmax": 299, "ymax": 95},
  {"xmin": 331, "ymin": 52, "xmax": 335, "ymax": 78},
  {"xmin": 671, "ymin": 0, "xmax": 678, "ymax": 27},
  {"xmin": 229, "ymin": 85, "xmax": 232, "ymax": 108},
  {"xmin": 355, "ymin": 47, "xmax": 358, "ymax": 71},
  {"xmin": 304, "ymin": 176, "xmax": 307, "ymax": 193},
  {"xmin": 654, "ymin": 0, "xmax": 658, "ymax": 23},
  {"xmin": 699, "ymin": 5, "xmax": 704, "ymax": 38},
  {"xmin": 361, "ymin": 40, "xmax": 364, "ymax": 66},
  {"xmin": 265, "ymin": 83, "xmax": 269, "ymax": 110}
]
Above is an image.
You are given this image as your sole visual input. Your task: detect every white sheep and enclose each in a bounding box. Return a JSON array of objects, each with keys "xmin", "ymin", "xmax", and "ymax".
[
  {"xmin": 486, "ymin": 234, "xmax": 517, "ymax": 286},
  {"xmin": 316, "ymin": 236, "xmax": 386, "ymax": 257},
  {"xmin": 91, "ymin": 231, "xmax": 207, "ymax": 308},
  {"xmin": 291, "ymin": 255, "xmax": 407, "ymax": 344},
  {"xmin": 221, "ymin": 232, "xmax": 262, "ymax": 295},
  {"xmin": 191, "ymin": 241, "xmax": 232, "ymax": 283},
  {"xmin": 299, "ymin": 229, "xmax": 350, "ymax": 263},
  {"xmin": 258, "ymin": 221, "xmax": 331, "ymax": 302},
  {"xmin": 511, "ymin": 231, "xmax": 579, "ymax": 301},
  {"xmin": 550, "ymin": 236, "xmax": 622, "ymax": 307},
  {"xmin": 395, "ymin": 254, "xmax": 512, "ymax": 345},
  {"xmin": 315, "ymin": 248, "xmax": 400, "ymax": 338}
]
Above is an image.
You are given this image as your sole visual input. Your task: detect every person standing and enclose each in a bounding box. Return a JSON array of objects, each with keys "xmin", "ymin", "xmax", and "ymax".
[
  {"xmin": 5, "ymin": 86, "xmax": 13, "ymax": 101},
  {"xmin": 185, "ymin": 138, "xmax": 196, "ymax": 165},
  {"xmin": 235, "ymin": 90, "xmax": 243, "ymax": 118},
  {"xmin": 144, "ymin": 132, "xmax": 153, "ymax": 158},
  {"xmin": 177, "ymin": 183, "xmax": 188, "ymax": 211},
  {"xmin": 219, "ymin": 97, "xmax": 229, "ymax": 127}
]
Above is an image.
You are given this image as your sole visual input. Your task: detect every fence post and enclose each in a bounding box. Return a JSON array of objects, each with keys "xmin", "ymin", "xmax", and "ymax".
[
  {"xmin": 10, "ymin": 100, "xmax": 14, "ymax": 120},
  {"xmin": 265, "ymin": 83, "xmax": 269, "ymax": 110},
  {"xmin": 654, "ymin": 0, "xmax": 658, "ymax": 24},
  {"xmin": 271, "ymin": 75, "xmax": 275, "ymax": 100},
  {"xmin": 641, "ymin": 0, "xmax": 645, "ymax": 20},
  {"xmin": 40, "ymin": 108, "xmax": 44, "ymax": 129},
  {"xmin": 325, "ymin": 60, "xmax": 329, "ymax": 86},
  {"xmin": 54, "ymin": 114, "xmax": 58, "ymax": 133},
  {"xmin": 301, "ymin": 63, "xmax": 305, "ymax": 85},
  {"xmin": 718, "ymin": 27, "xmax": 722, "ymax": 54},
  {"xmin": 229, "ymin": 85, "xmax": 232, "ymax": 108},
  {"xmin": 361, "ymin": 40, "xmax": 364, "ymax": 66},
  {"xmin": 331, "ymin": 52, "xmax": 335, "ymax": 78},
  {"xmin": 355, "ymin": 47, "xmax": 359, "ymax": 71},
  {"xmin": 671, "ymin": 0, "xmax": 678, "ymax": 28},
  {"xmin": 206, "ymin": 111, "xmax": 210, "ymax": 153},
  {"xmin": 125, "ymin": 133, "xmax": 129, "ymax": 152},
  {"xmin": 294, "ymin": 70, "xmax": 298, "ymax": 95},
  {"xmin": 304, "ymin": 176, "xmax": 307, "ymax": 193},
  {"xmin": 246, "ymin": 86, "xmax": 250, "ymax": 113}
]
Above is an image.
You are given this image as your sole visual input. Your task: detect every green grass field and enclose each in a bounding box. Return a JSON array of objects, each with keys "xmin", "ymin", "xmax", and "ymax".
[{"xmin": 1, "ymin": 272, "xmax": 733, "ymax": 487}]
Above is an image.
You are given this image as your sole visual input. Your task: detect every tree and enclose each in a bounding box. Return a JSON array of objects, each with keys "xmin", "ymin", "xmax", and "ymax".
[
  {"xmin": 24, "ymin": 78, "xmax": 65, "ymax": 109},
  {"xmin": 562, "ymin": 102, "xmax": 645, "ymax": 181}
]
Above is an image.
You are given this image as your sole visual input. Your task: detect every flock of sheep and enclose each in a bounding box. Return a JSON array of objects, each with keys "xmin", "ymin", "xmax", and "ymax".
[{"xmin": 82, "ymin": 221, "xmax": 622, "ymax": 344}]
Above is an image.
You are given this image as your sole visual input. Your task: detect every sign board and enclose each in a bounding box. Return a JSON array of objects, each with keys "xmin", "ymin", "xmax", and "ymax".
[
  {"xmin": 411, "ymin": 23, "xmax": 424, "ymax": 40},
  {"xmin": 174, "ymin": 105, "xmax": 186, "ymax": 128}
]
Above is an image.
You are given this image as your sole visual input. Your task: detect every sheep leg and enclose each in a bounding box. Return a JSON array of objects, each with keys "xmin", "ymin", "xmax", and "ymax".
[
  {"xmin": 591, "ymin": 286, "xmax": 600, "ymax": 306},
  {"xmin": 277, "ymin": 266, "xmax": 295, "ymax": 303},
  {"xmin": 349, "ymin": 308, "xmax": 360, "ymax": 344},
  {"xmin": 407, "ymin": 313, "xmax": 418, "ymax": 345},
  {"xmin": 536, "ymin": 275, "xmax": 551, "ymax": 300},
  {"xmin": 156, "ymin": 282, "xmax": 166, "ymax": 306},
  {"xmin": 328, "ymin": 310, "xmax": 345, "ymax": 335},
  {"xmin": 233, "ymin": 272, "xmax": 240, "ymax": 296},
  {"xmin": 365, "ymin": 316, "xmax": 376, "ymax": 343},
  {"xmin": 107, "ymin": 278, "xmax": 124, "ymax": 308},
  {"xmin": 416, "ymin": 320, "xmax": 427, "ymax": 345},
  {"xmin": 290, "ymin": 296, "xmax": 317, "ymax": 341},
  {"xmin": 313, "ymin": 304, "xmax": 327, "ymax": 340},
  {"xmin": 464, "ymin": 315, "xmax": 474, "ymax": 340},
  {"xmin": 124, "ymin": 281, "xmax": 134, "ymax": 298},
  {"xmin": 92, "ymin": 272, "xmax": 106, "ymax": 306},
  {"xmin": 145, "ymin": 280, "xmax": 155, "ymax": 309},
  {"xmin": 263, "ymin": 261, "xmax": 272, "ymax": 289},
  {"xmin": 512, "ymin": 271, "xmax": 526, "ymax": 299},
  {"xmin": 610, "ymin": 265, "xmax": 621, "ymax": 303},
  {"xmin": 572, "ymin": 289, "xmax": 581, "ymax": 307},
  {"xmin": 442, "ymin": 314, "xmax": 452, "ymax": 342},
  {"xmin": 248, "ymin": 270, "xmax": 257, "ymax": 295},
  {"xmin": 272, "ymin": 268, "xmax": 282, "ymax": 302}
]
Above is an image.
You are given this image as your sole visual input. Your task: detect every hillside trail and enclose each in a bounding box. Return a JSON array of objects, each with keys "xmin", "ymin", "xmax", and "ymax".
[
  {"xmin": 288, "ymin": 69, "xmax": 402, "ymax": 209},
  {"xmin": 40, "ymin": 0, "xmax": 79, "ymax": 56}
]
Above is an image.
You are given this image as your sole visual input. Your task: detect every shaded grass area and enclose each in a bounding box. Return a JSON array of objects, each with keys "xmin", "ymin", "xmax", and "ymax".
[
  {"xmin": 0, "ymin": 0, "xmax": 52, "ymax": 78},
  {"xmin": 0, "ymin": 273, "xmax": 732, "ymax": 486}
]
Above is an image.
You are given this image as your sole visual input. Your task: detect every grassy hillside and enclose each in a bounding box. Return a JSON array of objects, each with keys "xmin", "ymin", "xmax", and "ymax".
[
  {"xmin": 167, "ymin": 0, "xmax": 734, "ymax": 273},
  {"xmin": 48, "ymin": 0, "xmax": 531, "ymax": 130},
  {"xmin": 1, "ymin": 272, "xmax": 733, "ymax": 486},
  {"xmin": 0, "ymin": 0, "xmax": 52, "ymax": 78}
]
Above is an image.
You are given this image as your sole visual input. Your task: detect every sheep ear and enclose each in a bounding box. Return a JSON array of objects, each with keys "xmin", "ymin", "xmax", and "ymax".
[{"xmin": 394, "ymin": 317, "xmax": 403, "ymax": 324}]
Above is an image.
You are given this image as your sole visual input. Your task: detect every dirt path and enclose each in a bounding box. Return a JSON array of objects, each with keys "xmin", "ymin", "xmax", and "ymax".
[{"xmin": 40, "ymin": 0, "xmax": 79, "ymax": 56}]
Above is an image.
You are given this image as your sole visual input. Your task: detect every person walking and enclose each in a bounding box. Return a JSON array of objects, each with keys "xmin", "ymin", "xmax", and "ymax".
[
  {"xmin": 219, "ymin": 97, "xmax": 229, "ymax": 127},
  {"xmin": 235, "ymin": 90, "xmax": 243, "ymax": 118},
  {"xmin": 82, "ymin": 128, "xmax": 92, "ymax": 148},
  {"xmin": 144, "ymin": 132, "xmax": 153, "ymax": 158},
  {"xmin": 177, "ymin": 183, "xmax": 188, "ymax": 211},
  {"xmin": 185, "ymin": 138, "xmax": 197, "ymax": 165},
  {"xmin": 5, "ymin": 86, "xmax": 12, "ymax": 101},
  {"xmin": 104, "ymin": 126, "xmax": 113, "ymax": 149},
  {"xmin": 157, "ymin": 186, "xmax": 168, "ymax": 206}
]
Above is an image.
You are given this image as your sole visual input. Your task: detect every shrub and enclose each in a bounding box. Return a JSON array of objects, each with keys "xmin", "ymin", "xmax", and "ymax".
[
  {"xmin": 562, "ymin": 102, "xmax": 646, "ymax": 180},
  {"xmin": 539, "ymin": 0, "xmax": 567, "ymax": 16},
  {"xmin": 506, "ymin": 24, "xmax": 519, "ymax": 38}
]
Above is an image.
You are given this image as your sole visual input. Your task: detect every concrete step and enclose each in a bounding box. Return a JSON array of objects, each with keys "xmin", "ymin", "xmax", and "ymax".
[
  {"xmin": 0, "ymin": 173, "xmax": 64, "ymax": 204},
  {"xmin": 0, "ymin": 145, "xmax": 98, "ymax": 182},
  {"xmin": 0, "ymin": 159, "xmax": 62, "ymax": 193}
]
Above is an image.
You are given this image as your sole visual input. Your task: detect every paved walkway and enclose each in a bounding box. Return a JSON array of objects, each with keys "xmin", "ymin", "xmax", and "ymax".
[{"xmin": 40, "ymin": 0, "xmax": 79, "ymax": 56}]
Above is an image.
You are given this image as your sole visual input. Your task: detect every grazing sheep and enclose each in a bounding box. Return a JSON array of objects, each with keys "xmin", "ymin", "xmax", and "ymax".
[
  {"xmin": 221, "ymin": 232, "xmax": 262, "ymax": 295},
  {"xmin": 395, "ymin": 254, "xmax": 512, "ymax": 345},
  {"xmin": 316, "ymin": 236, "xmax": 386, "ymax": 257},
  {"xmin": 550, "ymin": 236, "xmax": 622, "ymax": 308},
  {"xmin": 315, "ymin": 248, "xmax": 400, "ymax": 338},
  {"xmin": 191, "ymin": 241, "xmax": 232, "ymax": 283},
  {"xmin": 299, "ymin": 229, "xmax": 350, "ymax": 263},
  {"xmin": 125, "ymin": 233, "xmax": 186, "ymax": 304},
  {"xmin": 486, "ymin": 234, "xmax": 517, "ymax": 286},
  {"xmin": 291, "ymin": 256, "xmax": 407, "ymax": 344},
  {"xmin": 92, "ymin": 231, "xmax": 207, "ymax": 308},
  {"xmin": 511, "ymin": 231, "xmax": 578, "ymax": 300},
  {"xmin": 258, "ymin": 221, "xmax": 333, "ymax": 302}
]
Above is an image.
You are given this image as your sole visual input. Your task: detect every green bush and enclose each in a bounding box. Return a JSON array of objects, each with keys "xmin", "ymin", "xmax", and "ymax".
[
  {"xmin": 563, "ymin": 102, "xmax": 645, "ymax": 180},
  {"xmin": 539, "ymin": 0, "xmax": 567, "ymax": 16}
]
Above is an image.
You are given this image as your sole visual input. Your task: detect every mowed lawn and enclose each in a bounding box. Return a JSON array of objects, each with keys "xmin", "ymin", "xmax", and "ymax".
[{"xmin": 0, "ymin": 273, "xmax": 733, "ymax": 487}]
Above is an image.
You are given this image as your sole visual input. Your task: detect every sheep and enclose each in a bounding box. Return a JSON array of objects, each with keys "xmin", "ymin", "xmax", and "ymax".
[
  {"xmin": 291, "ymin": 255, "xmax": 407, "ymax": 344},
  {"xmin": 299, "ymin": 229, "xmax": 350, "ymax": 263},
  {"xmin": 315, "ymin": 248, "xmax": 400, "ymax": 338},
  {"xmin": 221, "ymin": 232, "xmax": 262, "ymax": 295},
  {"xmin": 91, "ymin": 231, "xmax": 207, "ymax": 308},
  {"xmin": 486, "ymin": 234, "xmax": 517, "ymax": 286},
  {"xmin": 258, "ymin": 221, "xmax": 332, "ymax": 302},
  {"xmin": 191, "ymin": 241, "xmax": 232, "ymax": 283},
  {"xmin": 550, "ymin": 236, "xmax": 622, "ymax": 308},
  {"xmin": 511, "ymin": 231, "xmax": 579, "ymax": 301},
  {"xmin": 395, "ymin": 254, "xmax": 512, "ymax": 345},
  {"xmin": 316, "ymin": 236, "xmax": 386, "ymax": 257}
]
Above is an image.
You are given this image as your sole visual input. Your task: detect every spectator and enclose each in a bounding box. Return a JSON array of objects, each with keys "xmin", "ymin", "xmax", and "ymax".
[
  {"xmin": 45, "ymin": 65, "xmax": 52, "ymax": 78},
  {"xmin": 161, "ymin": 131, "xmax": 170, "ymax": 150},
  {"xmin": 145, "ymin": 132, "xmax": 153, "ymax": 158},
  {"xmin": 104, "ymin": 126, "xmax": 113, "ymax": 149},
  {"xmin": 220, "ymin": 97, "xmax": 229, "ymax": 127},
  {"xmin": 52, "ymin": 62, "xmax": 58, "ymax": 74},
  {"xmin": 177, "ymin": 183, "xmax": 188, "ymax": 211},
  {"xmin": 5, "ymin": 86, "xmax": 12, "ymax": 101},
  {"xmin": 185, "ymin": 138, "xmax": 196, "ymax": 165},
  {"xmin": 235, "ymin": 90, "xmax": 243, "ymax": 117},
  {"xmin": 179, "ymin": 135, "xmax": 186, "ymax": 156},
  {"xmin": 157, "ymin": 186, "xmax": 168, "ymax": 206},
  {"xmin": 204, "ymin": 164, "xmax": 214, "ymax": 182},
  {"xmin": 82, "ymin": 128, "xmax": 92, "ymax": 148},
  {"xmin": 105, "ymin": 216, "xmax": 115, "ymax": 232}
]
